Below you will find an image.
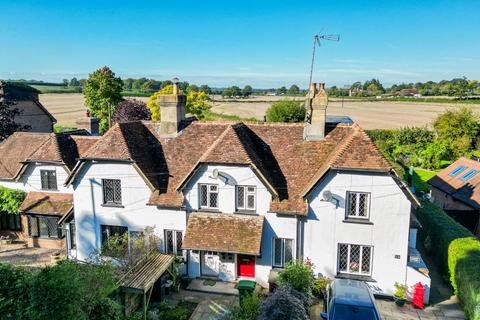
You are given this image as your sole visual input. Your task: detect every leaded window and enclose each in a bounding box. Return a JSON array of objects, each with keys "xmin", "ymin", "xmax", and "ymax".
[
  {"xmin": 165, "ymin": 230, "xmax": 183, "ymax": 255},
  {"xmin": 40, "ymin": 170, "xmax": 57, "ymax": 190},
  {"xmin": 0, "ymin": 213, "xmax": 21, "ymax": 231},
  {"xmin": 346, "ymin": 192, "xmax": 370, "ymax": 219},
  {"xmin": 27, "ymin": 215, "xmax": 61, "ymax": 238},
  {"xmin": 100, "ymin": 225, "xmax": 128, "ymax": 245},
  {"xmin": 272, "ymin": 237, "xmax": 294, "ymax": 268},
  {"xmin": 199, "ymin": 184, "xmax": 218, "ymax": 209},
  {"xmin": 102, "ymin": 179, "xmax": 122, "ymax": 205},
  {"xmin": 338, "ymin": 243, "xmax": 373, "ymax": 276},
  {"xmin": 236, "ymin": 186, "xmax": 256, "ymax": 211}
]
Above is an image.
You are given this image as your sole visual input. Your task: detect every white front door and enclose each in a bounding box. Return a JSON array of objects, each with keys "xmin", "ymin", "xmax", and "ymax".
[{"xmin": 201, "ymin": 251, "xmax": 220, "ymax": 277}]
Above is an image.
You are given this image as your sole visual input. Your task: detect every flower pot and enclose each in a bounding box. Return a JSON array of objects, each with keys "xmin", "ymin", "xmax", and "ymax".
[{"xmin": 394, "ymin": 296, "xmax": 406, "ymax": 307}]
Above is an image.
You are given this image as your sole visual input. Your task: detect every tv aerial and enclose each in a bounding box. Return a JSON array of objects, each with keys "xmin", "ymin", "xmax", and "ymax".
[{"xmin": 308, "ymin": 31, "xmax": 340, "ymax": 90}]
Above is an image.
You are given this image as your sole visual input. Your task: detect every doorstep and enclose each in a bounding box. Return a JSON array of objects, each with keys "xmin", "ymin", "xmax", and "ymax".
[{"xmin": 186, "ymin": 278, "xmax": 239, "ymax": 296}]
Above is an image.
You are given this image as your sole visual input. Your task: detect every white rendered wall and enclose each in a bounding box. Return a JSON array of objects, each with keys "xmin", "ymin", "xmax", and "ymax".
[
  {"xmin": 72, "ymin": 162, "xmax": 186, "ymax": 261},
  {"xmin": 305, "ymin": 171, "xmax": 411, "ymax": 295},
  {"xmin": 183, "ymin": 164, "xmax": 297, "ymax": 287},
  {"xmin": 0, "ymin": 163, "xmax": 71, "ymax": 193}
]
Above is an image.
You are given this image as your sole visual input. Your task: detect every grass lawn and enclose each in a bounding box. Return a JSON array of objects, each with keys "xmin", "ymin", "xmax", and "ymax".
[{"xmin": 412, "ymin": 168, "xmax": 438, "ymax": 193}]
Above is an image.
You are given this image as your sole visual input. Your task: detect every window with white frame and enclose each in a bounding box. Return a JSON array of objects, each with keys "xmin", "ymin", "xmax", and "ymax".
[
  {"xmin": 272, "ymin": 237, "xmax": 294, "ymax": 268},
  {"xmin": 346, "ymin": 192, "xmax": 370, "ymax": 219},
  {"xmin": 199, "ymin": 184, "xmax": 218, "ymax": 209},
  {"xmin": 236, "ymin": 186, "xmax": 256, "ymax": 211},
  {"xmin": 338, "ymin": 243, "xmax": 373, "ymax": 275},
  {"xmin": 40, "ymin": 170, "xmax": 57, "ymax": 190},
  {"xmin": 165, "ymin": 230, "xmax": 183, "ymax": 255},
  {"xmin": 102, "ymin": 179, "xmax": 122, "ymax": 205}
]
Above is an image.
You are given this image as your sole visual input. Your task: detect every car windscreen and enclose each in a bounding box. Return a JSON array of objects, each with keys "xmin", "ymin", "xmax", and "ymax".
[{"xmin": 332, "ymin": 304, "xmax": 379, "ymax": 320}]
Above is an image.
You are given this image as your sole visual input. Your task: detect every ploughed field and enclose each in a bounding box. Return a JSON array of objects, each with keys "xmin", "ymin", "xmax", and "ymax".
[{"xmin": 39, "ymin": 93, "xmax": 480, "ymax": 130}]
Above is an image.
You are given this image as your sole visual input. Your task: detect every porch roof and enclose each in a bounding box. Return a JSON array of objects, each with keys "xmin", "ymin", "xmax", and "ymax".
[
  {"xmin": 19, "ymin": 192, "xmax": 73, "ymax": 217},
  {"xmin": 120, "ymin": 251, "xmax": 174, "ymax": 293},
  {"xmin": 182, "ymin": 212, "xmax": 264, "ymax": 256}
]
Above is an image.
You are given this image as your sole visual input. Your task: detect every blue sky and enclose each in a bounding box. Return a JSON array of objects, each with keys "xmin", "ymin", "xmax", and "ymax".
[{"xmin": 1, "ymin": 0, "xmax": 479, "ymax": 88}]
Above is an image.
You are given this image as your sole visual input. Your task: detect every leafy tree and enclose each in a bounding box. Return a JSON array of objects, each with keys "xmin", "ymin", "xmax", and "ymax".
[
  {"xmin": 0, "ymin": 186, "xmax": 26, "ymax": 214},
  {"xmin": 83, "ymin": 66, "xmax": 124, "ymax": 133},
  {"xmin": 123, "ymin": 78, "xmax": 134, "ymax": 91},
  {"xmin": 0, "ymin": 100, "xmax": 30, "ymax": 141},
  {"xmin": 242, "ymin": 85, "xmax": 253, "ymax": 97},
  {"xmin": 199, "ymin": 85, "xmax": 212, "ymax": 94},
  {"xmin": 266, "ymin": 100, "xmax": 305, "ymax": 123},
  {"xmin": 433, "ymin": 107, "xmax": 480, "ymax": 157},
  {"xmin": 186, "ymin": 85, "xmax": 199, "ymax": 93},
  {"xmin": 421, "ymin": 140, "xmax": 451, "ymax": 169},
  {"xmin": 287, "ymin": 84, "xmax": 300, "ymax": 95},
  {"xmin": 69, "ymin": 77, "xmax": 80, "ymax": 87},
  {"xmin": 0, "ymin": 264, "xmax": 33, "ymax": 320},
  {"xmin": 146, "ymin": 84, "xmax": 179, "ymax": 121},
  {"xmin": 113, "ymin": 99, "xmax": 150, "ymax": 122},
  {"xmin": 62, "ymin": 79, "xmax": 69, "ymax": 86},
  {"xmin": 276, "ymin": 86, "xmax": 287, "ymax": 95},
  {"xmin": 258, "ymin": 285, "xmax": 308, "ymax": 320},
  {"xmin": 278, "ymin": 260, "xmax": 315, "ymax": 296},
  {"xmin": 186, "ymin": 91, "xmax": 211, "ymax": 119},
  {"xmin": 222, "ymin": 86, "xmax": 242, "ymax": 98}
]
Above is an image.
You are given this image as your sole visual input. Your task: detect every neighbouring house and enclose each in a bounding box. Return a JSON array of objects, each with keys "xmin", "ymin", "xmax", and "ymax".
[
  {"xmin": 34, "ymin": 81, "xmax": 427, "ymax": 299},
  {"xmin": 0, "ymin": 81, "xmax": 56, "ymax": 133},
  {"xmin": 428, "ymin": 157, "xmax": 480, "ymax": 235},
  {"xmin": 0, "ymin": 131, "xmax": 98, "ymax": 248}
]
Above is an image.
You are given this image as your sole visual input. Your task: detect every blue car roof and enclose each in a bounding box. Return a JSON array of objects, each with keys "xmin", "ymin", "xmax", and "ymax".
[{"xmin": 331, "ymin": 279, "xmax": 375, "ymax": 307}]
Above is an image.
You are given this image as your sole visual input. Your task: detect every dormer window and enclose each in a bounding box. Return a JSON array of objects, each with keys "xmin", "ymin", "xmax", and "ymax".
[
  {"xmin": 199, "ymin": 184, "xmax": 218, "ymax": 209},
  {"xmin": 346, "ymin": 191, "xmax": 370, "ymax": 220},
  {"xmin": 40, "ymin": 170, "xmax": 57, "ymax": 190},
  {"xmin": 236, "ymin": 186, "xmax": 256, "ymax": 211}
]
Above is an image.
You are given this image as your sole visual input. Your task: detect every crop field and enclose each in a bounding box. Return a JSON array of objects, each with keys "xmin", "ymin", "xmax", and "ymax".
[{"xmin": 39, "ymin": 93, "xmax": 480, "ymax": 129}]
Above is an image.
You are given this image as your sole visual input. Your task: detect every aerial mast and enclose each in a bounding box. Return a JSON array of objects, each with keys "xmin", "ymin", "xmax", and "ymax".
[{"xmin": 308, "ymin": 32, "xmax": 340, "ymax": 93}]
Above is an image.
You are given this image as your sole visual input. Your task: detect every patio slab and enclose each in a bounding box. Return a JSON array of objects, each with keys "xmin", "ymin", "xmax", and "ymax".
[
  {"xmin": 0, "ymin": 243, "xmax": 59, "ymax": 268},
  {"xmin": 186, "ymin": 279, "xmax": 239, "ymax": 296}
]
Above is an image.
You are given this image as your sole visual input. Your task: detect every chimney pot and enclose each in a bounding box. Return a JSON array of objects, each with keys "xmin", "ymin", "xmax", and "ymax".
[{"xmin": 158, "ymin": 81, "xmax": 186, "ymax": 138}]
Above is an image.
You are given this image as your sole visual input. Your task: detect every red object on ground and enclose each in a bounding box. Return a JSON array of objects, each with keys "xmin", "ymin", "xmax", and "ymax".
[{"xmin": 412, "ymin": 282, "xmax": 425, "ymax": 309}]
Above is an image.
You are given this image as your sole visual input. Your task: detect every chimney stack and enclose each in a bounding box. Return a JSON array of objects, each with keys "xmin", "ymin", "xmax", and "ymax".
[
  {"xmin": 76, "ymin": 110, "xmax": 99, "ymax": 136},
  {"xmin": 158, "ymin": 81, "xmax": 186, "ymax": 138},
  {"xmin": 304, "ymin": 83, "xmax": 328, "ymax": 140}
]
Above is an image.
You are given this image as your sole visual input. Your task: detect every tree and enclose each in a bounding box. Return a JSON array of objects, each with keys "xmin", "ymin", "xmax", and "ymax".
[
  {"xmin": 222, "ymin": 86, "xmax": 242, "ymax": 98},
  {"xmin": 266, "ymin": 100, "xmax": 305, "ymax": 123},
  {"xmin": 186, "ymin": 91, "xmax": 211, "ymax": 119},
  {"xmin": 242, "ymin": 85, "xmax": 253, "ymax": 97},
  {"xmin": 0, "ymin": 100, "xmax": 30, "ymax": 141},
  {"xmin": 0, "ymin": 263, "xmax": 33, "ymax": 320},
  {"xmin": 146, "ymin": 84, "xmax": 179, "ymax": 120},
  {"xmin": 113, "ymin": 99, "xmax": 150, "ymax": 122},
  {"xmin": 83, "ymin": 66, "xmax": 124, "ymax": 134},
  {"xmin": 287, "ymin": 85, "xmax": 300, "ymax": 95},
  {"xmin": 199, "ymin": 85, "xmax": 212, "ymax": 94},
  {"xmin": 276, "ymin": 86, "xmax": 287, "ymax": 95},
  {"xmin": 62, "ymin": 79, "xmax": 69, "ymax": 86},
  {"xmin": 186, "ymin": 84, "xmax": 199, "ymax": 93},
  {"xmin": 69, "ymin": 77, "xmax": 80, "ymax": 87},
  {"xmin": 123, "ymin": 78, "xmax": 134, "ymax": 91},
  {"xmin": 433, "ymin": 107, "xmax": 480, "ymax": 157}
]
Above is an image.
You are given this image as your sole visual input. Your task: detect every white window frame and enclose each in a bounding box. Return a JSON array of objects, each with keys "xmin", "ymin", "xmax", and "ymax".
[
  {"xmin": 164, "ymin": 229, "xmax": 183, "ymax": 256},
  {"xmin": 236, "ymin": 185, "xmax": 256, "ymax": 211},
  {"xmin": 346, "ymin": 191, "xmax": 370, "ymax": 219},
  {"xmin": 40, "ymin": 169, "xmax": 58, "ymax": 191},
  {"xmin": 272, "ymin": 237, "xmax": 294, "ymax": 268},
  {"xmin": 337, "ymin": 243, "xmax": 373, "ymax": 276},
  {"xmin": 199, "ymin": 184, "xmax": 219, "ymax": 209},
  {"xmin": 102, "ymin": 179, "xmax": 122, "ymax": 205}
]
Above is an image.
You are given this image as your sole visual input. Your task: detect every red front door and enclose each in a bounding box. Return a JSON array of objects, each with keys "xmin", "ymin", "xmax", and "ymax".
[{"xmin": 237, "ymin": 255, "xmax": 255, "ymax": 278}]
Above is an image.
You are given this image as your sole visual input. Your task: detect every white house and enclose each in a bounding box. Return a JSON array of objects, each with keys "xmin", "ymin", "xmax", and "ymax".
[{"xmin": 55, "ymin": 82, "xmax": 429, "ymax": 299}]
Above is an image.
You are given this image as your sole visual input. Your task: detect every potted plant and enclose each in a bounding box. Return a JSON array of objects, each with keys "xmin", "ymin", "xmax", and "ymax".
[{"xmin": 393, "ymin": 282, "xmax": 407, "ymax": 307}]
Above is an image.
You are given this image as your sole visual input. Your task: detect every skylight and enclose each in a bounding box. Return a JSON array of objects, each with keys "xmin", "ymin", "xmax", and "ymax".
[
  {"xmin": 449, "ymin": 165, "xmax": 467, "ymax": 177},
  {"xmin": 460, "ymin": 169, "xmax": 479, "ymax": 181}
]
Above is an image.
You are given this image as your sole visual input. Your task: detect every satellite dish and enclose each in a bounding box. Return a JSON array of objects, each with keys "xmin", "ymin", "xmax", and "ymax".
[
  {"xmin": 322, "ymin": 190, "xmax": 333, "ymax": 202},
  {"xmin": 211, "ymin": 169, "xmax": 219, "ymax": 179}
]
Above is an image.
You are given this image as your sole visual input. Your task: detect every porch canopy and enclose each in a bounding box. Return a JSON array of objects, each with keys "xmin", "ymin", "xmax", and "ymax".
[
  {"xmin": 19, "ymin": 191, "xmax": 73, "ymax": 220},
  {"xmin": 120, "ymin": 251, "xmax": 175, "ymax": 294},
  {"xmin": 182, "ymin": 212, "xmax": 265, "ymax": 255}
]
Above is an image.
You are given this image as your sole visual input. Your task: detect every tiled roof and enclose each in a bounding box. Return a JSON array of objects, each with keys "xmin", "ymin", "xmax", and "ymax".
[
  {"xmin": 81, "ymin": 120, "xmax": 390, "ymax": 215},
  {"xmin": 19, "ymin": 191, "xmax": 73, "ymax": 216},
  {"xmin": 182, "ymin": 212, "xmax": 264, "ymax": 255},
  {"xmin": 429, "ymin": 157, "xmax": 480, "ymax": 209},
  {"xmin": 0, "ymin": 132, "xmax": 99, "ymax": 180}
]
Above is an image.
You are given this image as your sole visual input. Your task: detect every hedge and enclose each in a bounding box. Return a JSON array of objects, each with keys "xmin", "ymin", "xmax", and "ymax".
[{"xmin": 417, "ymin": 201, "xmax": 480, "ymax": 319}]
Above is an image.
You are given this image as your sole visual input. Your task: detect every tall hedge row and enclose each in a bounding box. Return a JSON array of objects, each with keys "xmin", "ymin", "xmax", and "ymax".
[{"xmin": 417, "ymin": 201, "xmax": 480, "ymax": 319}]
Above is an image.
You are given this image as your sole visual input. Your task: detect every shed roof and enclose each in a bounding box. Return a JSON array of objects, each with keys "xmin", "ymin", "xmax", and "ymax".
[
  {"xmin": 19, "ymin": 191, "xmax": 73, "ymax": 217},
  {"xmin": 120, "ymin": 252, "xmax": 174, "ymax": 293}
]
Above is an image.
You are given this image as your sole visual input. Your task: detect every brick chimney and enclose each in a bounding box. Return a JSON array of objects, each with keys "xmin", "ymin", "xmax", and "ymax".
[
  {"xmin": 304, "ymin": 83, "xmax": 328, "ymax": 140},
  {"xmin": 76, "ymin": 110, "xmax": 99, "ymax": 136},
  {"xmin": 158, "ymin": 82, "xmax": 186, "ymax": 138}
]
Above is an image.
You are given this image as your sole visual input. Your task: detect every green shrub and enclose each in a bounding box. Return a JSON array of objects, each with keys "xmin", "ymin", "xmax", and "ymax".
[
  {"xmin": 266, "ymin": 100, "xmax": 305, "ymax": 123},
  {"xmin": 224, "ymin": 293, "xmax": 261, "ymax": 320},
  {"xmin": 417, "ymin": 201, "xmax": 480, "ymax": 319},
  {"xmin": 158, "ymin": 300, "xmax": 195, "ymax": 320},
  {"xmin": 312, "ymin": 277, "xmax": 331, "ymax": 298},
  {"xmin": 0, "ymin": 264, "xmax": 33, "ymax": 320},
  {"xmin": 278, "ymin": 260, "xmax": 315, "ymax": 296},
  {"xmin": 421, "ymin": 140, "xmax": 451, "ymax": 169},
  {"xmin": 0, "ymin": 186, "xmax": 26, "ymax": 214},
  {"xmin": 258, "ymin": 285, "xmax": 308, "ymax": 320}
]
